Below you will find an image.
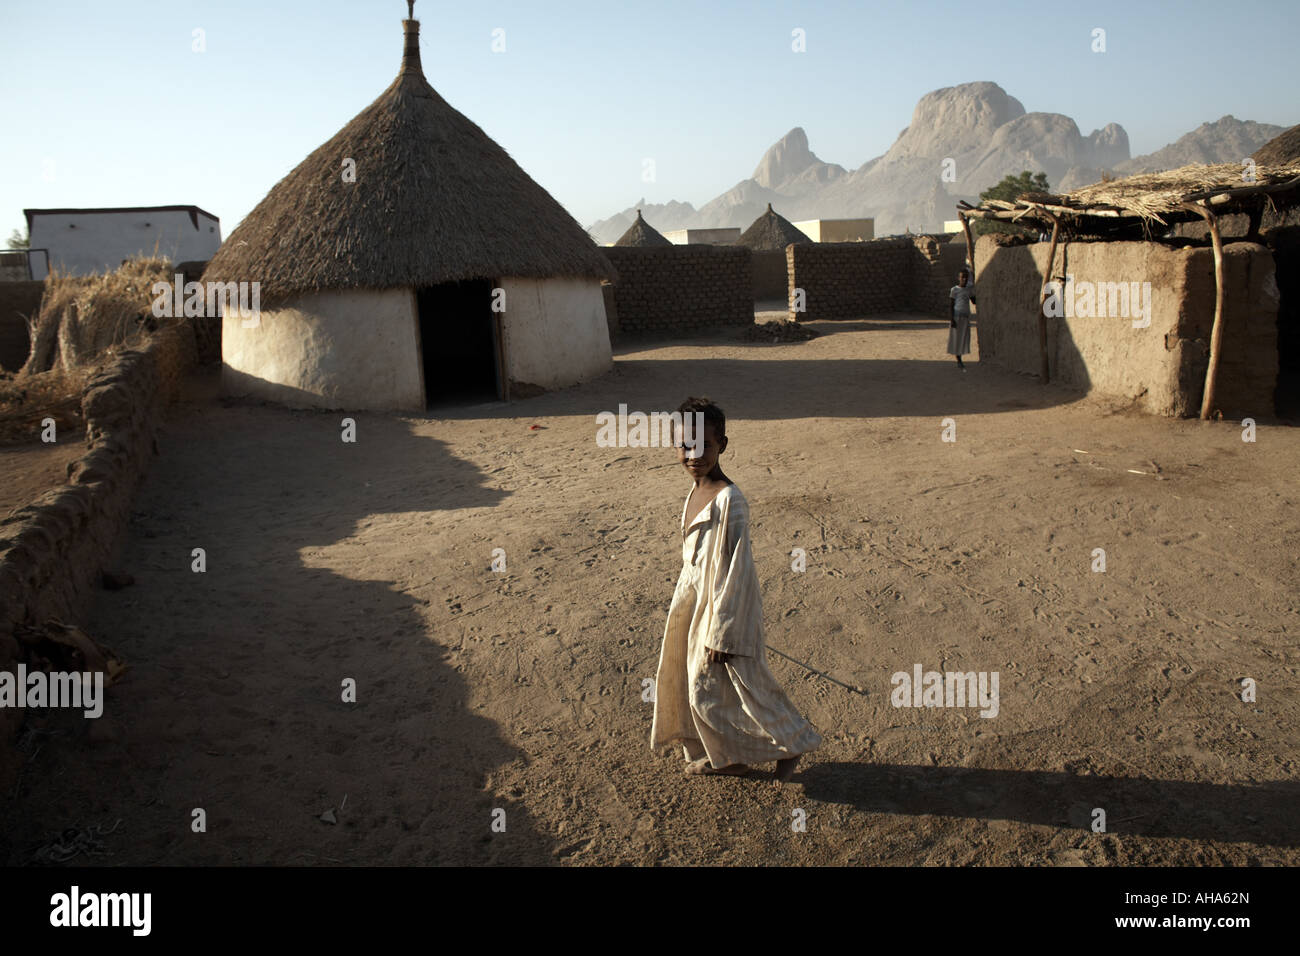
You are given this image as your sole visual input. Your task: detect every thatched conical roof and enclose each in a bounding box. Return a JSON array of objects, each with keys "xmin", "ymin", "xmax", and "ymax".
[
  {"xmin": 614, "ymin": 210, "xmax": 672, "ymax": 247},
  {"xmin": 204, "ymin": 14, "xmax": 613, "ymax": 297},
  {"xmin": 737, "ymin": 203, "xmax": 809, "ymax": 251},
  {"xmin": 1254, "ymin": 125, "xmax": 1300, "ymax": 166}
]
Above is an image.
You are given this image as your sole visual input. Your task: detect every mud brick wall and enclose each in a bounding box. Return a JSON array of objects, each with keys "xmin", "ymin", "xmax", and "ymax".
[
  {"xmin": 909, "ymin": 236, "xmax": 971, "ymax": 317},
  {"xmin": 0, "ymin": 281, "xmax": 44, "ymax": 371},
  {"xmin": 0, "ymin": 323, "xmax": 196, "ymax": 787},
  {"xmin": 786, "ymin": 239, "xmax": 914, "ymax": 320},
  {"xmin": 750, "ymin": 249, "xmax": 789, "ymax": 301},
  {"xmin": 604, "ymin": 245, "xmax": 752, "ymax": 337}
]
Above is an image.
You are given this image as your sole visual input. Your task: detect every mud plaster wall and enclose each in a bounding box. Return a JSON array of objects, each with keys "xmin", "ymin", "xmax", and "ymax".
[
  {"xmin": 975, "ymin": 237, "xmax": 1278, "ymax": 417},
  {"xmin": 0, "ymin": 281, "xmax": 44, "ymax": 371},
  {"xmin": 0, "ymin": 323, "xmax": 197, "ymax": 787},
  {"xmin": 221, "ymin": 288, "xmax": 423, "ymax": 412},
  {"xmin": 499, "ymin": 277, "xmax": 613, "ymax": 390},
  {"xmin": 604, "ymin": 246, "xmax": 752, "ymax": 338}
]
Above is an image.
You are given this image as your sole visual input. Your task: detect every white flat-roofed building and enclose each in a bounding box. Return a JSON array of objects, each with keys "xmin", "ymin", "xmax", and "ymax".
[
  {"xmin": 661, "ymin": 228, "xmax": 742, "ymax": 246},
  {"xmin": 790, "ymin": 218, "xmax": 874, "ymax": 242},
  {"xmin": 25, "ymin": 205, "xmax": 222, "ymax": 278}
]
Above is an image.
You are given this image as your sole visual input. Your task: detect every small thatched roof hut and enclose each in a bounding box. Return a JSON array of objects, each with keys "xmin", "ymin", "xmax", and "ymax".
[
  {"xmin": 614, "ymin": 210, "xmax": 672, "ymax": 247},
  {"xmin": 205, "ymin": 2, "xmax": 615, "ymax": 410},
  {"xmin": 736, "ymin": 204, "xmax": 810, "ymax": 251}
]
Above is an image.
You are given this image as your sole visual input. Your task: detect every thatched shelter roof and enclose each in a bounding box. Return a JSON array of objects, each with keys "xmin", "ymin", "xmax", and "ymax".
[
  {"xmin": 737, "ymin": 203, "xmax": 809, "ymax": 251},
  {"xmin": 205, "ymin": 12, "xmax": 613, "ymax": 297},
  {"xmin": 1254, "ymin": 124, "xmax": 1300, "ymax": 166},
  {"xmin": 614, "ymin": 210, "xmax": 672, "ymax": 247},
  {"xmin": 957, "ymin": 161, "xmax": 1300, "ymax": 238}
]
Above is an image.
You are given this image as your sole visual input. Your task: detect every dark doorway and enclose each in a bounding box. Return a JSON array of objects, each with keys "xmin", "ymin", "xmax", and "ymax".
[
  {"xmin": 1272, "ymin": 228, "xmax": 1300, "ymax": 420},
  {"xmin": 417, "ymin": 279, "xmax": 500, "ymax": 406}
]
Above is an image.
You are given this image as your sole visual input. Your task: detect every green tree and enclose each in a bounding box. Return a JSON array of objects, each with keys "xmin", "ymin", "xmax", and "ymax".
[
  {"xmin": 972, "ymin": 171, "xmax": 1051, "ymax": 236},
  {"xmin": 6, "ymin": 228, "xmax": 29, "ymax": 249}
]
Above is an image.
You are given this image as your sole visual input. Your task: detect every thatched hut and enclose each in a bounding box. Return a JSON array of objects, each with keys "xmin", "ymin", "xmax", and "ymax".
[
  {"xmin": 614, "ymin": 210, "xmax": 672, "ymax": 248},
  {"xmin": 736, "ymin": 204, "xmax": 806, "ymax": 300},
  {"xmin": 204, "ymin": 5, "xmax": 615, "ymax": 410},
  {"xmin": 737, "ymin": 204, "xmax": 810, "ymax": 252},
  {"xmin": 955, "ymin": 161, "xmax": 1300, "ymax": 419}
]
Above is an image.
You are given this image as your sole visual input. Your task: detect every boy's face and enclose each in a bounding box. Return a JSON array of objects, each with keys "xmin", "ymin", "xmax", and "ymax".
[
  {"xmin": 958, "ymin": 273, "xmax": 969, "ymax": 287},
  {"xmin": 676, "ymin": 422, "xmax": 725, "ymax": 478}
]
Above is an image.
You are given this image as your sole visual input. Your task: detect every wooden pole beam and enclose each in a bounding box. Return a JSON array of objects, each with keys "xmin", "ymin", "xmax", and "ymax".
[
  {"xmin": 1183, "ymin": 202, "xmax": 1226, "ymax": 420},
  {"xmin": 959, "ymin": 212, "xmax": 976, "ymax": 285}
]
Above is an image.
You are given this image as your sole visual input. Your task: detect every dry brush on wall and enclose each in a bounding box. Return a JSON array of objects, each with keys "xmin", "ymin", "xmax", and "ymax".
[
  {"xmin": 21, "ymin": 258, "xmax": 174, "ymax": 376},
  {"xmin": 0, "ymin": 323, "xmax": 196, "ymax": 788}
]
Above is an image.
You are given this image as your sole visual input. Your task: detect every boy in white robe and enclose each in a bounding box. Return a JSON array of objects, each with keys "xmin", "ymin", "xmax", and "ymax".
[{"xmin": 650, "ymin": 396, "xmax": 822, "ymax": 782}]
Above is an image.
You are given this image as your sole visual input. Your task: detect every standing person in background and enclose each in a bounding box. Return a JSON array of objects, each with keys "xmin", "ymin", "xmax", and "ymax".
[{"xmin": 949, "ymin": 268, "xmax": 976, "ymax": 371}]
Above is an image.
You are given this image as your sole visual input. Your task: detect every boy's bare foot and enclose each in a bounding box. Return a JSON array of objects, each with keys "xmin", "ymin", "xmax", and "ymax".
[
  {"xmin": 686, "ymin": 758, "xmax": 749, "ymax": 776},
  {"xmin": 774, "ymin": 755, "xmax": 801, "ymax": 784}
]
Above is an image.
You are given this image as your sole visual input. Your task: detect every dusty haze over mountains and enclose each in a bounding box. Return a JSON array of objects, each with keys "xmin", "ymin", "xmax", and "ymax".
[{"xmin": 587, "ymin": 81, "xmax": 1287, "ymax": 244}]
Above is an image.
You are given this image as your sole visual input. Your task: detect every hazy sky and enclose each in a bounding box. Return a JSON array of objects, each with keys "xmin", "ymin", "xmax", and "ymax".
[{"xmin": 3, "ymin": 0, "xmax": 1296, "ymax": 241}]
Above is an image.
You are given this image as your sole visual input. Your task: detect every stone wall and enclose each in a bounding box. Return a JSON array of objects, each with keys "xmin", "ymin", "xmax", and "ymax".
[
  {"xmin": 604, "ymin": 245, "xmax": 752, "ymax": 337},
  {"xmin": 750, "ymin": 250, "xmax": 789, "ymax": 301},
  {"xmin": 0, "ymin": 323, "xmax": 196, "ymax": 786},
  {"xmin": 974, "ymin": 236, "xmax": 1278, "ymax": 417},
  {"xmin": 0, "ymin": 280, "xmax": 44, "ymax": 371}
]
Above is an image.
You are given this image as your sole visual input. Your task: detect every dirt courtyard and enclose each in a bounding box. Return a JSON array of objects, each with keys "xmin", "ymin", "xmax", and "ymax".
[{"xmin": 3, "ymin": 316, "xmax": 1297, "ymax": 866}]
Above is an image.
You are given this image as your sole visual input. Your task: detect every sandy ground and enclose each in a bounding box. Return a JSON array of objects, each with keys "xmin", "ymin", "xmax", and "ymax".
[
  {"xmin": 2, "ymin": 315, "xmax": 1297, "ymax": 866},
  {"xmin": 0, "ymin": 432, "xmax": 83, "ymax": 519}
]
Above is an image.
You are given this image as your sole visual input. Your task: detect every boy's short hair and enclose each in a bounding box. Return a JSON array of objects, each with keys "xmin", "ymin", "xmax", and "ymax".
[
  {"xmin": 678, "ymin": 396, "xmax": 725, "ymax": 439},
  {"xmin": 958, "ymin": 269, "xmax": 970, "ymax": 277}
]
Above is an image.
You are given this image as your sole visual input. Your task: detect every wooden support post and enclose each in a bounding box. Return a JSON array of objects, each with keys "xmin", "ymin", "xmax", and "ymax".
[
  {"xmin": 1201, "ymin": 211, "xmax": 1225, "ymax": 420},
  {"xmin": 1182, "ymin": 202, "xmax": 1225, "ymax": 419},
  {"xmin": 1245, "ymin": 205, "xmax": 1263, "ymax": 244},
  {"xmin": 1037, "ymin": 214, "xmax": 1060, "ymax": 384}
]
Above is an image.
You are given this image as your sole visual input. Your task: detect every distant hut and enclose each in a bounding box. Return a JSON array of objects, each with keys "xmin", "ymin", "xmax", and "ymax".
[
  {"xmin": 737, "ymin": 203, "xmax": 810, "ymax": 252},
  {"xmin": 204, "ymin": 3, "xmax": 615, "ymax": 410},
  {"xmin": 614, "ymin": 210, "xmax": 672, "ymax": 247},
  {"xmin": 736, "ymin": 204, "xmax": 807, "ymax": 300}
]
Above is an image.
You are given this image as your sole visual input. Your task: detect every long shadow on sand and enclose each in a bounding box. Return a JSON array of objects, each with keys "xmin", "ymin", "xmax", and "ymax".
[
  {"xmin": 434, "ymin": 354, "xmax": 1080, "ymax": 423},
  {"xmin": 800, "ymin": 761, "xmax": 1300, "ymax": 846},
  {"xmin": 2, "ymin": 401, "xmax": 554, "ymax": 865}
]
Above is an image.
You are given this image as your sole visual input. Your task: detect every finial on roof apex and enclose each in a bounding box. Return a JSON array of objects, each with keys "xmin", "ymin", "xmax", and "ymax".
[
  {"xmin": 767, "ymin": 203, "xmax": 773, "ymax": 212},
  {"xmin": 407, "ymin": 1, "xmax": 415, "ymax": 19}
]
